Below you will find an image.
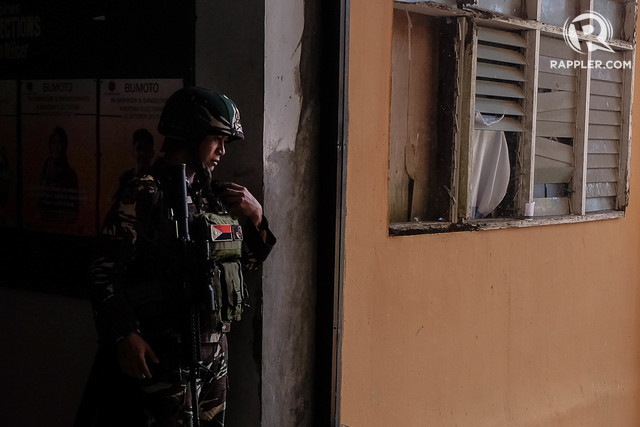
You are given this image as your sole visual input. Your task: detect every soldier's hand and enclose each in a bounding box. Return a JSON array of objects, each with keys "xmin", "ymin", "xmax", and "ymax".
[
  {"xmin": 221, "ymin": 182, "xmax": 263, "ymax": 227},
  {"xmin": 117, "ymin": 332, "xmax": 159, "ymax": 380}
]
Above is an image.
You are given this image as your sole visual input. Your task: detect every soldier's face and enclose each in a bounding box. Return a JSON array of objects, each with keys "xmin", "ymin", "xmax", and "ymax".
[{"xmin": 198, "ymin": 134, "xmax": 228, "ymax": 171}]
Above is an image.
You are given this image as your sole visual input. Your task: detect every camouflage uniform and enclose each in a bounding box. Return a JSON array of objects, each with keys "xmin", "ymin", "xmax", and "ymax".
[{"xmin": 81, "ymin": 156, "xmax": 275, "ymax": 426}]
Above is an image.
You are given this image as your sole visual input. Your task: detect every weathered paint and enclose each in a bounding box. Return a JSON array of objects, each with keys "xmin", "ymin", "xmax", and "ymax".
[
  {"xmin": 339, "ymin": 1, "xmax": 640, "ymax": 426},
  {"xmin": 263, "ymin": 0, "xmax": 318, "ymax": 426}
]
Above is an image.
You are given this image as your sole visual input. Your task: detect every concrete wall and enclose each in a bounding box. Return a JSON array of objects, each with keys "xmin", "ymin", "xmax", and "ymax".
[
  {"xmin": 339, "ymin": 1, "xmax": 640, "ymax": 426},
  {"xmin": 263, "ymin": 0, "xmax": 320, "ymax": 425},
  {"xmin": 197, "ymin": 1, "xmax": 321, "ymax": 425}
]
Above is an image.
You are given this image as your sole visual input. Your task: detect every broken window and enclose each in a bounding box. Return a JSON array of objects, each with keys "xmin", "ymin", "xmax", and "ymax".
[
  {"xmin": 586, "ymin": 49, "xmax": 630, "ymax": 212},
  {"xmin": 390, "ymin": 0, "xmax": 636, "ymax": 234},
  {"xmin": 470, "ymin": 27, "xmax": 527, "ymax": 219},
  {"xmin": 389, "ymin": 10, "xmax": 457, "ymax": 223},
  {"xmin": 534, "ymin": 35, "xmax": 578, "ymax": 216}
]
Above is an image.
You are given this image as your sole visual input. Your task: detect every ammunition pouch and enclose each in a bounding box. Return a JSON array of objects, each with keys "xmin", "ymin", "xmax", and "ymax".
[{"xmin": 191, "ymin": 212, "xmax": 247, "ymax": 327}]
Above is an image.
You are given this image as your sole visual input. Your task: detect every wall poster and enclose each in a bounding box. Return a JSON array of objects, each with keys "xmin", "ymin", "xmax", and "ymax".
[
  {"xmin": 0, "ymin": 81, "xmax": 17, "ymax": 227},
  {"xmin": 21, "ymin": 79, "xmax": 96, "ymax": 236},
  {"xmin": 98, "ymin": 79, "xmax": 182, "ymax": 225}
]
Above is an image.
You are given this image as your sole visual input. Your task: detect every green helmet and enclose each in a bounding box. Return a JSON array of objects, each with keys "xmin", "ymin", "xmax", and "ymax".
[{"xmin": 158, "ymin": 87, "xmax": 244, "ymax": 144}]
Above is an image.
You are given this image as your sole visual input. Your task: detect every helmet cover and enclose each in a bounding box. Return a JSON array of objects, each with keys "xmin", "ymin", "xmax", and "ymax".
[{"xmin": 158, "ymin": 87, "xmax": 244, "ymax": 144}]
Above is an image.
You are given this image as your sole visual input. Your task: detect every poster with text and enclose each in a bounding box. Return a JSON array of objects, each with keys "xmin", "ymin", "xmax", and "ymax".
[
  {"xmin": 0, "ymin": 81, "xmax": 17, "ymax": 228},
  {"xmin": 99, "ymin": 79, "xmax": 182, "ymax": 225},
  {"xmin": 21, "ymin": 79, "xmax": 97, "ymax": 236}
]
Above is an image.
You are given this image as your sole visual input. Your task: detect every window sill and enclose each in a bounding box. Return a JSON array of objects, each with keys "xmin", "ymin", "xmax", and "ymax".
[{"xmin": 389, "ymin": 210, "xmax": 625, "ymax": 236}]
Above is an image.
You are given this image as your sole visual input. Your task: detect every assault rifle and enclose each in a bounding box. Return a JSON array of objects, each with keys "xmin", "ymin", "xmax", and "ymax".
[{"xmin": 173, "ymin": 163, "xmax": 218, "ymax": 427}]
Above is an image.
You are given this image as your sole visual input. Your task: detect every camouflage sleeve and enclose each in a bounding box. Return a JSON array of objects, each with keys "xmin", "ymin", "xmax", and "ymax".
[
  {"xmin": 89, "ymin": 176, "xmax": 162, "ymax": 343},
  {"xmin": 241, "ymin": 215, "xmax": 276, "ymax": 271}
]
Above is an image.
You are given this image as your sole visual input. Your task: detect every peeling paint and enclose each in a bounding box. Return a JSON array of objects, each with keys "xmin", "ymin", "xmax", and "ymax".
[
  {"xmin": 264, "ymin": 0, "xmax": 304, "ymax": 158},
  {"xmin": 263, "ymin": 1, "xmax": 319, "ymax": 426}
]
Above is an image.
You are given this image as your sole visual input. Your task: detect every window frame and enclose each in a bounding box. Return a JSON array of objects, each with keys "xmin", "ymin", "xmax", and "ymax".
[{"xmin": 389, "ymin": 0, "xmax": 637, "ymax": 236}]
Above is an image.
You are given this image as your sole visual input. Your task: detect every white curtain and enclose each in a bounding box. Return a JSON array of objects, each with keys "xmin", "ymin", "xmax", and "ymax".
[{"xmin": 470, "ymin": 113, "xmax": 510, "ymax": 218}]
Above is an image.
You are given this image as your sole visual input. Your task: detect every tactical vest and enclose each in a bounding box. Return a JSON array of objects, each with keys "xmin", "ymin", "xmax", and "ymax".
[
  {"xmin": 190, "ymin": 210, "xmax": 247, "ymax": 327},
  {"xmin": 119, "ymin": 164, "xmax": 249, "ymax": 339}
]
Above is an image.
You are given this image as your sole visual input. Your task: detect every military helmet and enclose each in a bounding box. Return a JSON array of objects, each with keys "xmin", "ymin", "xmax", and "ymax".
[{"xmin": 158, "ymin": 87, "xmax": 244, "ymax": 144}]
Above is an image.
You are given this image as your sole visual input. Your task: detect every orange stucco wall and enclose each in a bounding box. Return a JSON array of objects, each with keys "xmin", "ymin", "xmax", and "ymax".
[{"xmin": 339, "ymin": 1, "xmax": 640, "ymax": 426}]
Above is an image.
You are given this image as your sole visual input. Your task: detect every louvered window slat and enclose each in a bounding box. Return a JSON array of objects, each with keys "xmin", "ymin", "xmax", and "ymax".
[
  {"xmin": 534, "ymin": 167, "xmax": 574, "ymax": 184},
  {"xmin": 537, "ymin": 121, "xmax": 575, "ymax": 138},
  {"xmin": 532, "ymin": 197, "xmax": 571, "ymax": 216},
  {"xmin": 586, "ymin": 197, "xmax": 616, "ymax": 212},
  {"xmin": 588, "ymin": 125, "xmax": 621, "ymax": 140},
  {"xmin": 536, "ymin": 137, "xmax": 573, "ymax": 164},
  {"xmin": 533, "ymin": 36, "xmax": 577, "ymax": 216},
  {"xmin": 477, "ymin": 27, "xmax": 527, "ymax": 48},
  {"xmin": 475, "ymin": 80, "xmax": 524, "ymax": 98},
  {"xmin": 587, "ymin": 153, "xmax": 619, "ymax": 168},
  {"xmin": 537, "ymin": 109, "xmax": 576, "ymax": 122},
  {"xmin": 591, "ymin": 67, "xmax": 623, "ymax": 83},
  {"xmin": 477, "ymin": 45, "xmax": 527, "ymax": 65},
  {"xmin": 588, "ymin": 140, "xmax": 619, "ymax": 154},
  {"xmin": 474, "ymin": 117, "xmax": 524, "ymax": 132},
  {"xmin": 590, "ymin": 95, "xmax": 622, "ymax": 111},
  {"xmin": 587, "ymin": 54, "xmax": 624, "ymax": 198},
  {"xmin": 475, "ymin": 27, "xmax": 526, "ymax": 133},
  {"xmin": 587, "ymin": 168, "xmax": 618, "ymax": 182},
  {"xmin": 476, "ymin": 62, "xmax": 526, "ymax": 82},
  {"xmin": 538, "ymin": 72, "xmax": 577, "ymax": 92},
  {"xmin": 475, "ymin": 98, "xmax": 524, "ymax": 116},
  {"xmin": 590, "ymin": 80, "xmax": 622, "ymax": 97},
  {"xmin": 539, "ymin": 36, "xmax": 576, "ymax": 60},
  {"xmin": 586, "ymin": 182, "xmax": 617, "ymax": 198},
  {"xmin": 589, "ymin": 110, "xmax": 621, "ymax": 126},
  {"xmin": 536, "ymin": 91, "xmax": 576, "ymax": 112}
]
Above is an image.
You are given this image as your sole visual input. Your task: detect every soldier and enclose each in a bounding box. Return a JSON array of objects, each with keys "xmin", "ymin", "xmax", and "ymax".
[{"xmin": 78, "ymin": 87, "xmax": 276, "ymax": 426}]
